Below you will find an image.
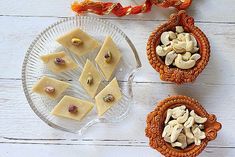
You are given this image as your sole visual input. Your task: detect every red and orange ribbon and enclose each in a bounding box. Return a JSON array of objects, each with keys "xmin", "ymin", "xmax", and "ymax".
[{"xmin": 71, "ymin": 0, "xmax": 192, "ymax": 17}]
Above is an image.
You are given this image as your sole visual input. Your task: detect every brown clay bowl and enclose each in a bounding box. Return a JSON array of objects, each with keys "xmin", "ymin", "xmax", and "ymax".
[
  {"xmin": 145, "ymin": 95, "xmax": 222, "ymax": 157},
  {"xmin": 146, "ymin": 10, "xmax": 210, "ymax": 84}
]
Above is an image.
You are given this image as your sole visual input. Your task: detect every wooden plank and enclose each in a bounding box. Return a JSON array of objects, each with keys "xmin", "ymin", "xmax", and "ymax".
[
  {"xmin": 0, "ymin": 16, "xmax": 235, "ymax": 85},
  {"xmin": 0, "ymin": 143, "xmax": 234, "ymax": 157},
  {"xmin": 0, "ymin": 0, "xmax": 234, "ymax": 23},
  {"xmin": 0, "ymin": 79, "xmax": 231, "ymax": 147}
]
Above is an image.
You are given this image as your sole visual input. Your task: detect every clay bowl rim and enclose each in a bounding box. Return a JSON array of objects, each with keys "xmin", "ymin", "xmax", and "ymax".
[
  {"xmin": 147, "ymin": 11, "xmax": 210, "ymax": 84},
  {"xmin": 145, "ymin": 95, "xmax": 222, "ymax": 157}
]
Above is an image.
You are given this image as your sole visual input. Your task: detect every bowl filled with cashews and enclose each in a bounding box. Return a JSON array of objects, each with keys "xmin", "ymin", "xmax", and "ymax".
[
  {"xmin": 147, "ymin": 10, "xmax": 210, "ymax": 84},
  {"xmin": 145, "ymin": 95, "xmax": 222, "ymax": 157}
]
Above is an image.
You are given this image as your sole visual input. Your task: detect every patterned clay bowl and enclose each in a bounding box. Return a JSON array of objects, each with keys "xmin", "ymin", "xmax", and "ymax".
[
  {"xmin": 145, "ymin": 95, "xmax": 222, "ymax": 157},
  {"xmin": 147, "ymin": 10, "xmax": 210, "ymax": 84}
]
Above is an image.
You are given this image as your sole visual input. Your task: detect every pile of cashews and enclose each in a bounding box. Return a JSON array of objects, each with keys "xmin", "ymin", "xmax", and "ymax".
[
  {"xmin": 162, "ymin": 105, "xmax": 207, "ymax": 149},
  {"xmin": 156, "ymin": 26, "xmax": 201, "ymax": 69}
]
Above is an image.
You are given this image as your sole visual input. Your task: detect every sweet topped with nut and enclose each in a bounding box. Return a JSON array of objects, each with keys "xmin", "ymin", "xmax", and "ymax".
[
  {"xmin": 41, "ymin": 51, "xmax": 77, "ymax": 73},
  {"xmin": 157, "ymin": 26, "xmax": 201, "ymax": 70},
  {"xmin": 162, "ymin": 105, "xmax": 207, "ymax": 149},
  {"xmin": 32, "ymin": 76, "xmax": 70, "ymax": 99},
  {"xmin": 57, "ymin": 28, "xmax": 99, "ymax": 57},
  {"xmin": 95, "ymin": 36, "xmax": 122, "ymax": 81},
  {"xmin": 95, "ymin": 78, "xmax": 122, "ymax": 116},
  {"xmin": 79, "ymin": 60, "xmax": 102, "ymax": 98},
  {"xmin": 51, "ymin": 95, "xmax": 94, "ymax": 121}
]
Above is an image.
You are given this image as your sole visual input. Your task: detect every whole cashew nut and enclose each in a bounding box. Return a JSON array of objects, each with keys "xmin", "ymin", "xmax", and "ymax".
[
  {"xmin": 182, "ymin": 52, "xmax": 192, "ymax": 61},
  {"xmin": 190, "ymin": 54, "xmax": 201, "ymax": 62},
  {"xmin": 192, "ymin": 127, "xmax": 206, "ymax": 139},
  {"xmin": 175, "ymin": 54, "xmax": 196, "ymax": 69},
  {"xmin": 162, "ymin": 125, "xmax": 172, "ymax": 137},
  {"xmin": 165, "ymin": 51, "xmax": 177, "ymax": 66},
  {"xmin": 177, "ymin": 34, "xmax": 186, "ymax": 42},
  {"xmin": 165, "ymin": 109, "xmax": 173, "ymax": 124},
  {"xmin": 187, "ymin": 137, "xmax": 194, "ymax": 145},
  {"xmin": 156, "ymin": 45, "xmax": 168, "ymax": 56},
  {"xmin": 194, "ymin": 137, "xmax": 201, "ymax": 145},
  {"xmin": 176, "ymin": 26, "xmax": 184, "ymax": 33},
  {"xmin": 173, "ymin": 42, "xmax": 186, "ymax": 53},
  {"xmin": 177, "ymin": 109, "xmax": 189, "ymax": 123},
  {"xmin": 177, "ymin": 133, "xmax": 187, "ymax": 149},
  {"xmin": 171, "ymin": 142, "xmax": 183, "ymax": 148},
  {"xmin": 184, "ymin": 127, "xmax": 194, "ymax": 139},
  {"xmin": 172, "ymin": 108, "xmax": 186, "ymax": 119},
  {"xmin": 186, "ymin": 41, "xmax": 194, "ymax": 52},
  {"xmin": 184, "ymin": 116, "xmax": 195, "ymax": 128},
  {"xmin": 169, "ymin": 31, "xmax": 177, "ymax": 40},
  {"xmin": 161, "ymin": 32, "xmax": 171, "ymax": 46},
  {"xmin": 168, "ymin": 120, "xmax": 179, "ymax": 127},
  {"xmin": 163, "ymin": 45, "xmax": 173, "ymax": 53},
  {"xmin": 171, "ymin": 124, "xmax": 183, "ymax": 143},
  {"xmin": 190, "ymin": 34, "xmax": 198, "ymax": 47},
  {"xmin": 190, "ymin": 110, "xmax": 207, "ymax": 124}
]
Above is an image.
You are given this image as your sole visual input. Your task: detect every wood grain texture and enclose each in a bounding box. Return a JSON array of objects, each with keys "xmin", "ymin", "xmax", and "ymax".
[{"xmin": 0, "ymin": 0, "xmax": 235, "ymax": 156}]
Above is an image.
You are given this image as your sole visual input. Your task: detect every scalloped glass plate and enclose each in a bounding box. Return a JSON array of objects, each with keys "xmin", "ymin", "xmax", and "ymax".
[{"xmin": 22, "ymin": 16, "xmax": 141, "ymax": 134}]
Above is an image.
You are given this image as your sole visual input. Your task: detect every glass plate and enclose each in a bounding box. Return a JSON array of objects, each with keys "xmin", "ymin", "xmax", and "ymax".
[{"xmin": 22, "ymin": 16, "xmax": 141, "ymax": 134}]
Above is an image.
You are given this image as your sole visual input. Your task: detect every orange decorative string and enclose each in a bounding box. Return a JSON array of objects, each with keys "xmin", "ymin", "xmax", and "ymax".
[{"xmin": 71, "ymin": 0, "xmax": 192, "ymax": 17}]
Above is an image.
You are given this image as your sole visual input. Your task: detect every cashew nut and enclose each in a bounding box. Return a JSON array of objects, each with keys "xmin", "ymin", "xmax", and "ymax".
[
  {"xmin": 162, "ymin": 125, "xmax": 172, "ymax": 137},
  {"xmin": 192, "ymin": 127, "xmax": 206, "ymax": 139},
  {"xmin": 176, "ymin": 26, "xmax": 184, "ymax": 33},
  {"xmin": 184, "ymin": 127, "xmax": 194, "ymax": 139},
  {"xmin": 184, "ymin": 116, "xmax": 195, "ymax": 128},
  {"xmin": 175, "ymin": 54, "xmax": 196, "ymax": 69},
  {"xmin": 185, "ymin": 33, "xmax": 191, "ymax": 42},
  {"xmin": 171, "ymin": 142, "xmax": 183, "ymax": 148},
  {"xmin": 194, "ymin": 137, "xmax": 201, "ymax": 145},
  {"xmin": 186, "ymin": 41, "xmax": 194, "ymax": 52},
  {"xmin": 177, "ymin": 109, "xmax": 189, "ymax": 123},
  {"xmin": 182, "ymin": 52, "xmax": 192, "ymax": 61},
  {"xmin": 164, "ymin": 136, "xmax": 171, "ymax": 143},
  {"xmin": 173, "ymin": 42, "xmax": 186, "ymax": 53},
  {"xmin": 163, "ymin": 45, "xmax": 173, "ymax": 53},
  {"xmin": 165, "ymin": 109, "xmax": 173, "ymax": 124},
  {"xmin": 156, "ymin": 45, "xmax": 168, "ymax": 56},
  {"xmin": 161, "ymin": 32, "xmax": 171, "ymax": 46},
  {"xmin": 171, "ymin": 124, "xmax": 183, "ymax": 143},
  {"xmin": 169, "ymin": 31, "xmax": 177, "ymax": 40},
  {"xmin": 168, "ymin": 120, "xmax": 179, "ymax": 127},
  {"xmin": 190, "ymin": 34, "xmax": 197, "ymax": 47},
  {"xmin": 172, "ymin": 108, "xmax": 186, "ymax": 119},
  {"xmin": 177, "ymin": 34, "xmax": 186, "ymax": 42},
  {"xmin": 177, "ymin": 133, "xmax": 187, "ymax": 149},
  {"xmin": 190, "ymin": 110, "xmax": 207, "ymax": 124},
  {"xmin": 190, "ymin": 53, "xmax": 201, "ymax": 62},
  {"xmin": 187, "ymin": 137, "xmax": 194, "ymax": 145},
  {"xmin": 191, "ymin": 124, "xmax": 198, "ymax": 132},
  {"xmin": 165, "ymin": 51, "xmax": 177, "ymax": 66}
]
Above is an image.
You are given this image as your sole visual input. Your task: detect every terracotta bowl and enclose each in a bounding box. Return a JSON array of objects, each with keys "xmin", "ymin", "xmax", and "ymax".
[
  {"xmin": 147, "ymin": 11, "xmax": 210, "ymax": 84},
  {"xmin": 145, "ymin": 95, "xmax": 222, "ymax": 157}
]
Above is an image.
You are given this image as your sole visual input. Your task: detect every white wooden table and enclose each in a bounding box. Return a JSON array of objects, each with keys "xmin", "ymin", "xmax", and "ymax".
[{"xmin": 0, "ymin": 0, "xmax": 234, "ymax": 156}]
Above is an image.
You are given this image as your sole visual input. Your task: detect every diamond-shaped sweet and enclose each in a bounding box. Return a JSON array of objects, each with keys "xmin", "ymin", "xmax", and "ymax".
[
  {"xmin": 95, "ymin": 78, "xmax": 122, "ymax": 116},
  {"xmin": 51, "ymin": 95, "xmax": 94, "ymax": 121},
  {"xmin": 40, "ymin": 51, "xmax": 77, "ymax": 73},
  {"xmin": 95, "ymin": 36, "xmax": 122, "ymax": 81},
  {"xmin": 79, "ymin": 59, "xmax": 102, "ymax": 98},
  {"xmin": 56, "ymin": 28, "xmax": 99, "ymax": 57},
  {"xmin": 32, "ymin": 76, "xmax": 70, "ymax": 99}
]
